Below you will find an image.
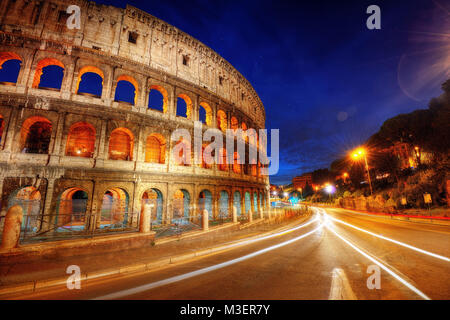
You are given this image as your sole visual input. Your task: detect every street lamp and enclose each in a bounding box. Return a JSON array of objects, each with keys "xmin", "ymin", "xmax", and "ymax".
[{"xmin": 351, "ymin": 147, "xmax": 373, "ymax": 195}]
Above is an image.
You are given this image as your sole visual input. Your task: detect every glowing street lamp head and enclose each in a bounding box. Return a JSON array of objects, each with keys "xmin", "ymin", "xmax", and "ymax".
[
  {"xmin": 343, "ymin": 172, "xmax": 348, "ymax": 178},
  {"xmin": 351, "ymin": 147, "xmax": 365, "ymax": 160},
  {"xmin": 283, "ymin": 192, "xmax": 289, "ymax": 198},
  {"xmin": 325, "ymin": 185, "xmax": 334, "ymax": 194}
]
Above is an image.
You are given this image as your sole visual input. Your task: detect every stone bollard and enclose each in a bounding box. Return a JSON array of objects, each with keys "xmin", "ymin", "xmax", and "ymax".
[
  {"xmin": 202, "ymin": 209, "xmax": 209, "ymax": 231},
  {"xmin": 0, "ymin": 205, "xmax": 23, "ymax": 251},
  {"xmin": 140, "ymin": 203, "xmax": 152, "ymax": 233},
  {"xmin": 232, "ymin": 206, "xmax": 237, "ymax": 223},
  {"xmin": 249, "ymin": 210, "xmax": 253, "ymax": 223}
]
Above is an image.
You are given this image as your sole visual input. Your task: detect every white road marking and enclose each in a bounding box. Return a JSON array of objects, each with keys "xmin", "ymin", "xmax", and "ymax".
[
  {"xmin": 326, "ymin": 223, "xmax": 431, "ymax": 300},
  {"xmin": 327, "ymin": 214, "xmax": 450, "ymax": 262},
  {"xmin": 329, "ymin": 268, "xmax": 357, "ymax": 300},
  {"xmin": 93, "ymin": 222, "xmax": 325, "ymax": 300}
]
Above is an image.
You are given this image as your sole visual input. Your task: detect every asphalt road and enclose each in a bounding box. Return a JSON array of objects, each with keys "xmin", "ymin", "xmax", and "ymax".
[{"xmin": 7, "ymin": 207, "xmax": 450, "ymax": 300}]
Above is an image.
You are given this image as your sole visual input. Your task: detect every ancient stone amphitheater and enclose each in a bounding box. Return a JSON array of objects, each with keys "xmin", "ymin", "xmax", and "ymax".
[{"xmin": 0, "ymin": 0, "xmax": 270, "ymax": 243}]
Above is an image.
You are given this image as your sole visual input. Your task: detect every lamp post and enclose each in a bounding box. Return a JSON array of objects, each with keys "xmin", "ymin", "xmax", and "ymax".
[{"xmin": 351, "ymin": 147, "xmax": 373, "ymax": 195}]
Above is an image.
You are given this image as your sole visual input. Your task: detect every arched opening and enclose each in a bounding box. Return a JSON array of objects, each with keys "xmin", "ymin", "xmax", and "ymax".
[
  {"xmin": 253, "ymin": 192, "xmax": 258, "ymax": 213},
  {"xmin": 20, "ymin": 116, "xmax": 52, "ymax": 154},
  {"xmin": 8, "ymin": 186, "xmax": 41, "ymax": 234},
  {"xmin": 260, "ymin": 192, "xmax": 264, "ymax": 211},
  {"xmin": 142, "ymin": 188, "xmax": 163, "ymax": 223},
  {"xmin": 32, "ymin": 58, "xmax": 65, "ymax": 90},
  {"xmin": 148, "ymin": 85, "xmax": 168, "ymax": 112},
  {"xmin": 242, "ymin": 122, "xmax": 248, "ymax": 143},
  {"xmin": 56, "ymin": 188, "xmax": 88, "ymax": 232},
  {"xmin": 173, "ymin": 138, "xmax": 191, "ymax": 166},
  {"xmin": 198, "ymin": 190, "xmax": 213, "ymax": 220},
  {"xmin": 145, "ymin": 133, "xmax": 166, "ymax": 164},
  {"xmin": 217, "ymin": 110, "xmax": 227, "ymax": 131},
  {"xmin": 218, "ymin": 148, "xmax": 228, "ymax": 171},
  {"xmin": 0, "ymin": 52, "xmax": 22, "ymax": 84},
  {"xmin": 76, "ymin": 66, "xmax": 104, "ymax": 97},
  {"xmin": 108, "ymin": 128, "xmax": 134, "ymax": 161},
  {"xmin": 244, "ymin": 191, "xmax": 251, "ymax": 214},
  {"xmin": 199, "ymin": 102, "xmax": 212, "ymax": 125},
  {"xmin": 233, "ymin": 191, "xmax": 242, "ymax": 217},
  {"xmin": 173, "ymin": 189, "xmax": 190, "ymax": 221},
  {"xmin": 65, "ymin": 122, "xmax": 96, "ymax": 158},
  {"xmin": 176, "ymin": 94, "xmax": 192, "ymax": 119},
  {"xmin": 218, "ymin": 190, "xmax": 229, "ymax": 219},
  {"xmin": 99, "ymin": 188, "xmax": 129, "ymax": 229},
  {"xmin": 230, "ymin": 116, "xmax": 239, "ymax": 131},
  {"xmin": 114, "ymin": 75, "xmax": 138, "ymax": 105},
  {"xmin": 201, "ymin": 143, "xmax": 213, "ymax": 169}
]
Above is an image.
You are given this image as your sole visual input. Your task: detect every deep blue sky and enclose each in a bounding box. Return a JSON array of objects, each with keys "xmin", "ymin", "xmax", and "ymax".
[{"xmin": 97, "ymin": 0, "xmax": 449, "ymax": 184}]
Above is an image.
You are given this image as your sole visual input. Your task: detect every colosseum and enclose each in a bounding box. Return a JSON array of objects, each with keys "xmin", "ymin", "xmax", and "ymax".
[{"xmin": 0, "ymin": 0, "xmax": 270, "ymax": 245}]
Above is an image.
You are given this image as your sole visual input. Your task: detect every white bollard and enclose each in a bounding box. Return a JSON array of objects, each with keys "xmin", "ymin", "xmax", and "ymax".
[
  {"xmin": 202, "ymin": 209, "xmax": 209, "ymax": 231},
  {"xmin": 0, "ymin": 205, "xmax": 23, "ymax": 251},
  {"xmin": 232, "ymin": 206, "xmax": 237, "ymax": 223},
  {"xmin": 249, "ymin": 210, "xmax": 253, "ymax": 222},
  {"xmin": 140, "ymin": 203, "xmax": 152, "ymax": 233}
]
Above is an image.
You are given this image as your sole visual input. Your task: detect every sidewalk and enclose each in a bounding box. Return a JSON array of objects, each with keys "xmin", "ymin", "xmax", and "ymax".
[{"xmin": 0, "ymin": 215, "xmax": 309, "ymax": 295}]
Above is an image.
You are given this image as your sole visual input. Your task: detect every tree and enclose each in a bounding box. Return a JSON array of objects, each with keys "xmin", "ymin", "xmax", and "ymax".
[{"xmin": 371, "ymin": 151, "xmax": 401, "ymax": 184}]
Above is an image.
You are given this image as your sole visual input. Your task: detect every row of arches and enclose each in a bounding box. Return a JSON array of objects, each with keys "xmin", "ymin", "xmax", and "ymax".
[
  {"xmin": 10, "ymin": 115, "xmax": 264, "ymax": 175},
  {"xmin": 0, "ymin": 52, "xmax": 258, "ymax": 133},
  {"xmin": 5, "ymin": 185, "xmax": 268, "ymax": 237}
]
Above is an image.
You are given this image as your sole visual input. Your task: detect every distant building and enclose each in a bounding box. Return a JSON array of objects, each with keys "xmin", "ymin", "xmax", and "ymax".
[{"xmin": 292, "ymin": 174, "xmax": 313, "ymax": 189}]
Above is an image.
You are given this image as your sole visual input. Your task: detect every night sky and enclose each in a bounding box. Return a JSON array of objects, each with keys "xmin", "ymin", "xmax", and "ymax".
[{"xmin": 32, "ymin": 0, "xmax": 450, "ymax": 184}]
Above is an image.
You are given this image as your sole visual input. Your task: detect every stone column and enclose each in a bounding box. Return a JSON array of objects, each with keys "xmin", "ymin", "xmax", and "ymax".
[
  {"xmin": 61, "ymin": 61, "xmax": 75, "ymax": 100},
  {"xmin": 140, "ymin": 203, "xmax": 152, "ymax": 233},
  {"xmin": 3, "ymin": 107, "xmax": 19, "ymax": 153},
  {"xmin": 41, "ymin": 177, "xmax": 56, "ymax": 232},
  {"xmin": 232, "ymin": 205, "xmax": 237, "ymax": 223},
  {"xmin": 50, "ymin": 111, "xmax": 66, "ymax": 157}
]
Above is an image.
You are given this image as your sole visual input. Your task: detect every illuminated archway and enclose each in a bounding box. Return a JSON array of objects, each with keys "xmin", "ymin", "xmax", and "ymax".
[
  {"xmin": 201, "ymin": 143, "xmax": 213, "ymax": 169},
  {"xmin": 218, "ymin": 190, "xmax": 229, "ymax": 219},
  {"xmin": 114, "ymin": 75, "xmax": 139, "ymax": 105},
  {"xmin": 65, "ymin": 122, "xmax": 96, "ymax": 158},
  {"xmin": 176, "ymin": 94, "xmax": 192, "ymax": 119},
  {"xmin": 76, "ymin": 66, "xmax": 104, "ymax": 97},
  {"xmin": 142, "ymin": 188, "xmax": 163, "ymax": 223},
  {"xmin": 230, "ymin": 116, "xmax": 239, "ymax": 131},
  {"xmin": 233, "ymin": 151, "xmax": 242, "ymax": 174},
  {"xmin": 145, "ymin": 133, "xmax": 166, "ymax": 164},
  {"xmin": 20, "ymin": 116, "xmax": 52, "ymax": 154},
  {"xmin": 173, "ymin": 138, "xmax": 191, "ymax": 166},
  {"xmin": 241, "ymin": 122, "xmax": 248, "ymax": 142},
  {"xmin": 244, "ymin": 191, "xmax": 251, "ymax": 214},
  {"xmin": 108, "ymin": 128, "xmax": 134, "ymax": 161},
  {"xmin": 233, "ymin": 191, "xmax": 242, "ymax": 217},
  {"xmin": 218, "ymin": 148, "xmax": 228, "ymax": 171},
  {"xmin": 173, "ymin": 189, "xmax": 190, "ymax": 220},
  {"xmin": 32, "ymin": 58, "xmax": 65, "ymax": 89},
  {"xmin": 0, "ymin": 52, "xmax": 22, "ymax": 84},
  {"xmin": 8, "ymin": 186, "xmax": 41, "ymax": 232},
  {"xmin": 148, "ymin": 85, "xmax": 168, "ymax": 113},
  {"xmin": 217, "ymin": 110, "xmax": 227, "ymax": 131},
  {"xmin": 100, "ymin": 188, "xmax": 129, "ymax": 229},
  {"xmin": 199, "ymin": 102, "xmax": 212, "ymax": 125},
  {"xmin": 56, "ymin": 188, "xmax": 88, "ymax": 231}
]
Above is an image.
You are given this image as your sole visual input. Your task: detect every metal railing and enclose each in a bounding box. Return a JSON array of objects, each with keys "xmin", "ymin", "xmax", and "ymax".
[{"xmin": 151, "ymin": 214, "xmax": 203, "ymax": 238}]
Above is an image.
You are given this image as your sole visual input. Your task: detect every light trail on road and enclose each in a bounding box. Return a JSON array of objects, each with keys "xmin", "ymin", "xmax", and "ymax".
[
  {"xmin": 327, "ymin": 214, "xmax": 450, "ymax": 262},
  {"xmin": 93, "ymin": 220, "xmax": 325, "ymax": 300}
]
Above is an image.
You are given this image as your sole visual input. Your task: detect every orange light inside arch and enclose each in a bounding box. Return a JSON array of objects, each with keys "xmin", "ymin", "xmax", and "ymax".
[{"xmin": 32, "ymin": 58, "xmax": 65, "ymax": 88}]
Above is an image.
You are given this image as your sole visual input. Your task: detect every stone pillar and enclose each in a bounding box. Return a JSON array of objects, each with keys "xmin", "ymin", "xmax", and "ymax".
[
  {"xmin": 3, "ymin": 107, "xmax": 19, "ymax": 152},
  {"xmin": 41, "ymin": 177, "xmax": 56, "ymax": 232},
  {"xmin": 51, "ymin": 111, "xmax": 66, "ymax": 156},
  {"xmin": 232, "ymin": 205, "xmax": 237, "ymax": 223},
  {"xmin": 202, "ymin": 209, "xmax": 209, "ymax": 231},
  {"xmin": 61, "ymin": 61, "xmax": 75, "ymax": 100},
  {"xmin": 249, "ymin": 209, "xmax": 253, "ymax": 223},
  {"xmin": 140, "ymin": 203, "xmax": 152, "ymax": 233},
  {"xmin": 0, "ymin": 205, "xmax": 23, "ymax": 251}
]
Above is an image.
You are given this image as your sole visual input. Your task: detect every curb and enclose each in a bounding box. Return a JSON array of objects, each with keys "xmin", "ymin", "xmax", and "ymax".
[{"xmin": 0, "ymin": 214, "xmax": 310, "ymax": 298}]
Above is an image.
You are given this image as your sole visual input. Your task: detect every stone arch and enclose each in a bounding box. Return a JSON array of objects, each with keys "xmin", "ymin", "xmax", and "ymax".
[
  {"xmin": 217, "ymin": 109, "xmax": 227, "ymax": 131},
  {"xmin": 148, "ymin": 85, "xmax": 168, "ymax": 113},
  {"xmin": 76, "ymin": 66, "xmax": 104, "ymax": 97},
  {"xmin": 199, "ymin": 102, "xmax": 212, "ymax": 125},
  {"xmin": 173, "ymin": 189, "xmax": 190, "ymax": 220},
  {"xmin": 145, "ymin": 133, "xmax": 166, "ymax": 164},
  {"xmin": 198, "ymin": 189, "xmax": 213, "ymax": 220},
  {"xmin": 176, "ymin": 93, "xmax": 193, "ymax": 119},
  {"xmin": 55, "ymin": 187, "xmax": 88, "ymax": 231},
  {"xmin": 115, "ymin": 75, "xmax": 139, "ymax": 105},
  {"xmin": 19, "ymin": 116, "xmax": 52, "ymax": 154},
  {"xmin": 99, "ymin": 188, "xmax": 129, "ymax": 229},
  {"xmin": 253, "ymin": 191, "xmax": 258, "ymax": 213},
  {"xmin": 201, "ymin": 143, "xmax": 213, "ymax": 169},
  {"xmin": 65, "ymin": 122, "xmax": 96, "ymax": 158},
  {"xmin": 233, "ymin": 151, "xmax": 242, "ymax": 174},
  {"xmin": 241, "ymin": 122, "xmax": 248, "ymax": 142},
  {"xmin": 218, "ymin": 190, "xmax": 230, "ymax": 219},
  {"xmin": 142, "ymin": 188, "xmax": 163, "ymax": 223},
  {"xmin": 0, "ymin": 51, "xmax": 22, "ymax": 84},
  {"xmin": 8, "ymin": 186, "xmax": 41, "ymax": 233},
  {"xmin": 244, "ymin": 191, "xmax": 251, "ymax": 214},
  {"xmin": 32, "ymin": 57, "xmax": 65, "ymax": 89},
  {"xmin": 233, "ymin": 190, "xmax": 242, "ymax": 216},
  {"xmin": 108, "ymin": 127, "xmax": 134, "ymax": 161}
]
